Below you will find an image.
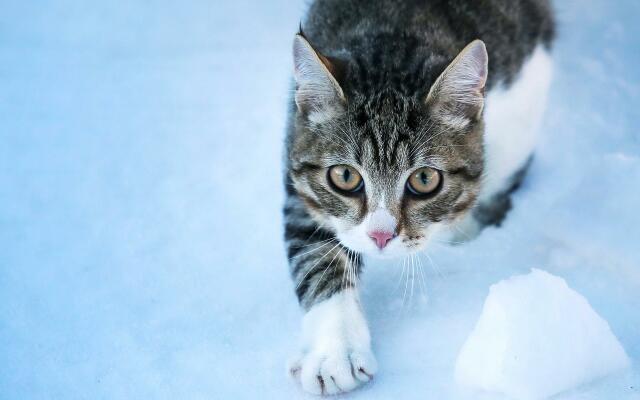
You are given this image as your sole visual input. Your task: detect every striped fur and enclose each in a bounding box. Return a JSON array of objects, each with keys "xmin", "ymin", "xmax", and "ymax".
[
  {"xmin": 284, "ymin": 0, "xmax": 554, "ymax": 311},
  {"xmin": 284, "ymin": 183, "xmax": 362, "ymax": 309}
]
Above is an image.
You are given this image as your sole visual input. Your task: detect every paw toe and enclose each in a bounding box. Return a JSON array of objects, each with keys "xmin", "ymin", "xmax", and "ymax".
[
  {"xmin": 290, "ymin": 349, "xmax": 377, "ymax": 395},
  {"xmin": 350, "ymin": 351, "xmax": 377, "ymax": 382},
  {"xmin": 321, "ymin": 356, "xmax": 357, "ymax": 393},
  {"xmin": 299, "ymin": 355, "xmax": 324, "ymax": 395}
]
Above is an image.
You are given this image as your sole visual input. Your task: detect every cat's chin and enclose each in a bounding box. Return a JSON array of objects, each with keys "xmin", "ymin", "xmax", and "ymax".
[
  {"xmin": 342, "ymin": 240, "xmax": 426, "ymax": 260},
  {"xmin": 365, "ymin": 247, "xmax": 427, "ymax": 260},
  {"xmin": 360, "ymin": 249, "xmax": 401, "ymax": 260}
]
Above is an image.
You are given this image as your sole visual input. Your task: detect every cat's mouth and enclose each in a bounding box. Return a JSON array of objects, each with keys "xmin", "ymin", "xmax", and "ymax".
[{"xmin": 337, "ymin": 231, "xmax": 428, "ymax": 259}]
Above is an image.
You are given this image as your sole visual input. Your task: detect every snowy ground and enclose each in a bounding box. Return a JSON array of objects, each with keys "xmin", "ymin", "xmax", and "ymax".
[{"xmin": 1, "ymin": 0, "xmax": 639, "ymax": 399}]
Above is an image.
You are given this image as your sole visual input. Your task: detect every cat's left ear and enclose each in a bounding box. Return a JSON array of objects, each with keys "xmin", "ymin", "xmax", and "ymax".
[
  {"xmin": 292, "ymin": 34, "xmax": 345, "ymax": 118},
  {"xmin": 426, "ymin": 40, "xmax": 488, "ymax": 127}
]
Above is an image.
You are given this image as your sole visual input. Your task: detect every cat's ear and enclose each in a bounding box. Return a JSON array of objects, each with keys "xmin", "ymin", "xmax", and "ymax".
[
  {"xmin": 426, "ymin": 40, "xmax": 488, "ymax": 127},
  {"xmin": 293, "ymin": 34, "xmax": 345, "ymax": 118}
]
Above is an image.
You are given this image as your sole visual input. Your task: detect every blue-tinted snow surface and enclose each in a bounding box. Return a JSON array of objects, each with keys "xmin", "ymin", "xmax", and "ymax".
[{"xmin": 0, "ymin": 0, "xmax": 638, "ymax": 398}]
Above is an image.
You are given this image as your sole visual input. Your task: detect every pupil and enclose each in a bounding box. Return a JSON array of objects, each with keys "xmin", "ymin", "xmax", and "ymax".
[
  {"xmin": 343, "ymin": 169, "xmax": 351, "ymax": 182},
  {"xmin": 420, "ymin": 172, "xmax": 428, "ymax": 185}
]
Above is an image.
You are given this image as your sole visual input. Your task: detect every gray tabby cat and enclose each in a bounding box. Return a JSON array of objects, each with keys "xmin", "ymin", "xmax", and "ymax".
[{"xmin": 284, "ymin": 0, "xmax": 554, "ymax": 395}]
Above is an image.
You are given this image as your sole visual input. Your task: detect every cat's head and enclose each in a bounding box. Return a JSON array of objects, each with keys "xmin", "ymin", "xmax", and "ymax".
[{"xmin": 288, "ymin": 34, "xmax": 488, "ymax": 258}]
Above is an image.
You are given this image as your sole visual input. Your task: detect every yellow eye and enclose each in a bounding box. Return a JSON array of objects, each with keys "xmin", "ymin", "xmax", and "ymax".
[
  {"xmin": 328, "ymin": 165, "xmax": 363, "ymax": 193},
  {"xmin": 407, "ymin": 167, "xmax": 441, "ymax": 195}
]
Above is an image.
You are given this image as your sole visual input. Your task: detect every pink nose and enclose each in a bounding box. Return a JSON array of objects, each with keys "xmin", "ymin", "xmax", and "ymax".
[{"xmin": 368, "ymin": 231, "xmax": 395, "ymax": 249}]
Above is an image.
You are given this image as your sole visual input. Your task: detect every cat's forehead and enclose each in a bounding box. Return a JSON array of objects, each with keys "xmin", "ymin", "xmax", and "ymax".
[
  {"xmin": 351, "ymin": 90, "xmax": 421, "ymax": 122},
  {"xmin": 357, "ymin": 127, "xmax": 410, "ymax": 174},
  {"xmin": 309, "ymin": 89, "xmax": 470, "ymax": 177},
  {"xmin": 346, "ymin": 96, "xmax": 442, "ymax": 167}
]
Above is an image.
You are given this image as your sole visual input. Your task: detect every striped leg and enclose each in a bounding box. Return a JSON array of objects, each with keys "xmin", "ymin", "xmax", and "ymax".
[{"xmin": 284, "ymin": 192, "xmax": 377, "ymax": 395}]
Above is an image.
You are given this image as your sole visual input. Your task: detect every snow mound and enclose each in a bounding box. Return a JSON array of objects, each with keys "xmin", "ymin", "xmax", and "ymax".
[{"xmin": 455, "ymin": 269, "xmax": 630, "ymax": 399}]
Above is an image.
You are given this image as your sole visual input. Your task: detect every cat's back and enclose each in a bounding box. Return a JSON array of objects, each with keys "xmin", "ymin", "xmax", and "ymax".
[{"xmin": 303, "ymin": 0, "xmax": 554, "ymax": 88}]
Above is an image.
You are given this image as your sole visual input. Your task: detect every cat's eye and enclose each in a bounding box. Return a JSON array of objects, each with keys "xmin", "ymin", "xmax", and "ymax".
[
  {"xmin": 406, "ymin": 167, "xmax": 441, "ymax": 196},
  {"xmin": 328, "ymin": 165, "xmax": 363, "ymax": 193}
]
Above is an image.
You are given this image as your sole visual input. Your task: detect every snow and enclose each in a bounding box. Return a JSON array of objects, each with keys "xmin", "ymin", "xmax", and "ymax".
[
  {"xmin": 455, "ymin": 269, "xmax": 630, "ymax": 399},
  {"xmin": 0, "ymin": 0, "xmax": 639, "ymax": 399}
]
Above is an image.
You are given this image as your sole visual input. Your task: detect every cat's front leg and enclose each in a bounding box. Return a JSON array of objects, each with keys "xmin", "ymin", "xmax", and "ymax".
[
  {"xmin": 285, "ymin": 200, "xmax": 376, "ymax": 395},
  {"xmin": 288, "ymin": 288, "xmax": 377, "ymax": 395}
]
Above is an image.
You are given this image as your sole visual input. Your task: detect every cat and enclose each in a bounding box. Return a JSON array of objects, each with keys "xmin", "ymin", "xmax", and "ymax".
[{"xmin": 283, "ymin": 0, "xmax": 554, "ymax": 395}]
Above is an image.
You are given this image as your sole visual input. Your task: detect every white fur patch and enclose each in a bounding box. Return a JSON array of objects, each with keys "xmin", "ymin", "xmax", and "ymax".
[
  {"xmin": 367, "ymin": 208, "xmax": 397, "ymax": 232},
  {"xmin": 442, "ymin": 113, "xmax": 472, "ymax": 130},
  {"xmin": 308, "ymin": 106, "xmax": 340, "ymax": 125},
  {"xmin": 289, "ymin": 289, "xmax": 377, "ymax": 395},
  {"xmin": 480, "ymin": 45, "xmax": 553, "ymax": 201},
  {"xmin": 444, "ymin": 45, "xmax": 553, "ymax": 242},
  {"xmin": 335, "ymin": 207, "xmax": 403, "ymax": 257}
]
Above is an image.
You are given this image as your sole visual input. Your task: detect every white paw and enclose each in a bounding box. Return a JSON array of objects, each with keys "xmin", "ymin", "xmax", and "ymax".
[
  {"xmin": 288, "ymin": 289, "xmax": 377, "ymax": 395},
  {"xmin": 289, "ymin": 348, "xmax": 377, "ymax": 395}
]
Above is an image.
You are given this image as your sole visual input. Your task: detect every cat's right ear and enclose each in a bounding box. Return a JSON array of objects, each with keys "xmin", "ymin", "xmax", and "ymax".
[{"xmin": 293, "ymin": 34, "xmax": 345, "ymax": 118}]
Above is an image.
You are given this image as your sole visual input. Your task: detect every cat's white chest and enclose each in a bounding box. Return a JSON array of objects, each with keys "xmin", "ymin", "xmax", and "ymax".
[{"xmin": 481, "ymin": 45, "xmax": 553, "ymax": 201}]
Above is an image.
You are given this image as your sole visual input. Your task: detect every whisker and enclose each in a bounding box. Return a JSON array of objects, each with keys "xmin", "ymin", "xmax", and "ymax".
[
  {"xmin": 294, "ymin": 242, "xmax": 342, "ymax": 289},
  {"xmin": 343, "ymin": 248, "xmax": 356, "ymax": 290},
  {"xmin": 294, "ymin": 236, "xmax": 336, "ymax": 250},
  {"xmin": 409, "ymin": 121, "xmax": 462, "ymax": 159},
  {"xmin": 353, "ymin": 251, "xmax": 358, "ymax": 288},
  {"xmin": 295, "ymin": 237, "xmax": 335, "ymax": 249},
  {"xmin": 298, "ymin": 223, "xmax": 328, "ymax": 247},
  {"xmin": 308, "ymin": 245, "xmax": 343, "ymax": 298},
  {"xmin": 401, "ymin": 255, "xmax": 411, "ymax": 312},
  {"xmin": 429, "ymin": 236, "xmax": 467, "ymax": 246},
  {"xmin": 393, "ymin": 255, "xmax": 408, "ymax": 295},
  {"xmin": 453, "ymin": 223, "xmax": 474, "ymax": 242},
  {"xmin": 341, "ymin": 249, "xmax": 349, "ymax": 289},
  {"xmin": 424, "ymin": 250, "xmax": 445, "ymax": 282},
  {"xmin": 409, "ymin": 254, "xmax": 416, "ymax": 309},
  {"xmin": 290, "ymin": 238, "xmax": 337, "ymax": 260},
  {"xmin": 415, "ymin": 254, "xmax": 429, "ymax": 302}
]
